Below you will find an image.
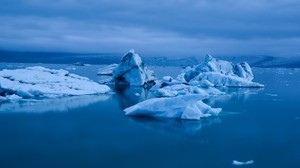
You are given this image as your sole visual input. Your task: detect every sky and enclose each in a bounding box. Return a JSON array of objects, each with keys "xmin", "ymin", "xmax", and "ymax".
[{"xmin": 0, "ymin": 0, "xmax": 300, "ymax": 57}]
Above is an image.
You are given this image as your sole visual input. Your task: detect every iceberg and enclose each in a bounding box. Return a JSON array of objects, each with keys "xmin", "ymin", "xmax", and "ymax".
[
  {"xmin": 124, "ymin": 95, "xmax": 222, "ymax": 120},
  {"xmin": 112, "ymin": 49, "xmax": 155, "ymax": 87},
  {"xmin": 0, "ymin": 66, "xmax": 111, "ymax": 100},
  {"xmin": 178, "ymin": 55, "xmax": 264, "ymax": 87}
]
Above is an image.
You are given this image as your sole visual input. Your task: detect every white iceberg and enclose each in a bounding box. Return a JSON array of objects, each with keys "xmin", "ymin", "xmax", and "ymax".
[
  {"xmin": 124, "ymin": 95, "xmax": 222, "ymax": 120},
  {"xmin": 233, "ymin": 160, "xmax": 254, "ymax": 166},
  {"xmin": 178, "ymin": 55, "xmax": 264, "ymax": 87},
  {"xmin": 151, "ymin": 76, "xmax": 223, "ymax": 97},
  {"xmin": 112, "ymin": 49, "xmax": 155, "ymax": 87},
  {"xmin": 97, "ymin": 64, "xmax": 118, "ymax": 76},
  {"xmin": 0, "ymin": 66, "xmax": 111, "ymax": 100}
]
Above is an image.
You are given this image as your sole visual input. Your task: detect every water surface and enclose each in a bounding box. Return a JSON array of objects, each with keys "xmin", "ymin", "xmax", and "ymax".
[{"xmin": 0, "ymin": 64, "xmax": 299, "ymax": 168}]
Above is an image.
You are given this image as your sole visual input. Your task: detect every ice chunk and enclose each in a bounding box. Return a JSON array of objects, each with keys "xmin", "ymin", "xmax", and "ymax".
[
  {"xmin": 97, "ymin": 64, "xmax": 118, "ymax": 76},
  {"xmin": 178, "ymin": 54, "xmax": 263, "ymax": 87},
  {"xmin": 0, "ymin": 66, "xmax": 111, "ymax": 99},
  {"xmin": 233, "ymin": 160, "xmax": 254, "ymax": 166},
  {"xmin": 112, "ymin": 49, "xmax": 155, "ymax": 86},
  {"xmin": 124, "ymin": 95, "xmax": 222, "ymax": 120},
  {"xmin": 151, "ymin": 77, "xmax": 223, "ymax": 97}
]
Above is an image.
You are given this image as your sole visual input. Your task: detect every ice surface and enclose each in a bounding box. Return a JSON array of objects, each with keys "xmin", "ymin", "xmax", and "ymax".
[
  {"xmin": 0, "ymin": 66, "xmax": 111, "ymax": 100},
  {"xmin": 124, "ymin": 95, "xmax": 222, "ymax": 120},
  {"xmin": 112, "ymin": 49, "xmax": 155, "ymax": 86},
  {"xmin": 178, "ymin": 55, "xmax": 263, "ymax": 87},
  {"xmin": 97, "ymin": 64, "xmax": 118, "ymax": 76},
  {"xmin": 232, "ymin": 160, "xmax": 254, "ymax": 166}
]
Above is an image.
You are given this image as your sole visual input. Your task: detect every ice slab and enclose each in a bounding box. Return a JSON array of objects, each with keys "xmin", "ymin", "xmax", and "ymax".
[
  {"xmin": 0, "ymin": 66, "xmax": 111, "ymax": 100},
  {"xmin": 233, "ymin": 160, "xmax": 254, "ymax": 166},
  {"xmin": 124, "ymin": 95, "xmax": 222, "ymax": 120}
]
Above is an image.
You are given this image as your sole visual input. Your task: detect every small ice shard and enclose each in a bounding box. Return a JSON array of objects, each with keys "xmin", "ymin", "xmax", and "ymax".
[
  {"xmin": 233, "ymin": 160, "xmax": 254, "ymax": 166},
  {"xmin": 97, "ymin": 64, "xmax": 118, "ymax": 76},
  {"xmin": 112, "ymin": 49, "xmax": 155, "ymax": 87},
  {"xmin": 0, "ymin": 66, "xmax": 111, "ymax": 100},
  {"xmin": 178, "ymin": 54, "xmax": 263, "ymax": 87},
  {"xmin": 124, "ymin": 95, "xmax": 222, "ymax": 120}
]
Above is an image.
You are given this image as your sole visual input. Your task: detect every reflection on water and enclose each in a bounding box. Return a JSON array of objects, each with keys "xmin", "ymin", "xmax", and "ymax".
[
  {"xmin": 0, "ymin": 94, "xmax": 112, "ymax": 113},
  {"xmin": 207, "ymin": 87, "xmax": 264, "ymax": 105},
  {"xmin": 114, "ymin": 86, "xmax": 154, "ymax": 110},
  {"xmin": 128, "ymin": 116, "xmax": 221, "ymax": 139}
]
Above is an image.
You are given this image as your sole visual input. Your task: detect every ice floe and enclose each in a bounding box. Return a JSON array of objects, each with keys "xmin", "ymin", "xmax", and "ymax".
[
  {"xmin": 124, "ymin": 95, "xmax": 221, "ymax": 120},
  {"xmin": 232, "ymin": 160, "xmax": 254, "ymax": 166},
  {"xmin": 112, "ymin": 49, "xmax": 155, "ymax": 87},
  {"xmin": 0, "ymin": 66, "xmax": 111, "ymax": 100},
  {"xmin": 177, "ymin": 54, "xmax": 264, "ymax": 88}
]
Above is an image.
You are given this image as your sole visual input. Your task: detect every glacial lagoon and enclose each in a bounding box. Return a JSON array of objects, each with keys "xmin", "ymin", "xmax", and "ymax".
[{"xmin": 0, "ymin": 63, "xmax": 299, "ymax": 168}]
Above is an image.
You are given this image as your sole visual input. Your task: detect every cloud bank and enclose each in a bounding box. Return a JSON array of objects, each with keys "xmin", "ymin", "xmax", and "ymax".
[{"xmin": 0, "ymin": 0, "xmax": 300, "ymax": 57}]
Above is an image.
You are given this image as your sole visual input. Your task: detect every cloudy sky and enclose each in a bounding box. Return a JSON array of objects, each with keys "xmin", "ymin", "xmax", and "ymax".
[{"xmin": 0, "ymin": 0, "xmax": 299, "ymax": 57}]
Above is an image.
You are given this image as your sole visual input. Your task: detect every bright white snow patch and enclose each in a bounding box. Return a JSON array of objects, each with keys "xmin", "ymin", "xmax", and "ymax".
[
  {"xmin": 233, "ymin": 160, "xmax": 254, "ymax": 166},
  {"xmin": 112, "ymin": 49, "xmax": 155, "ymax": 86},
  {"xmin": 124, "ymin": 95, "xmax": 221, "ymax": 120},
  {"xmin": 97, "ymin": 64, "xmax": 118, "ymax": 76},
  {"xmin": 178, "ymin": 55, "xmax": 264, "ymax": 88},
  {"xmin": 0, "ymin": 66, "xmax": 111, "ymax": 100}
]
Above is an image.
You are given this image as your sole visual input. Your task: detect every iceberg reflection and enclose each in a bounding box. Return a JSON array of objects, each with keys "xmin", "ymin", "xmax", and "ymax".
[
  {"xmin": 128, "ymin": 116, "xmax": 221, "ymax": 139},
  {"xmin": 0, "ymin": 94, "xmax": 111, "ymax": 113}
]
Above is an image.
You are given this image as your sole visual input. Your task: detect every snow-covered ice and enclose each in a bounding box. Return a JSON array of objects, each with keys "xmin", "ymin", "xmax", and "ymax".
[
  {"xmin": 0, "ymin": 66, "xmax": 111, "ymax": 100},
  {"xmin": 124, "ymin": 95, "xmax": 222, "ymax": 120},
  {"xmin": 97, "ymin": 64, "xmax": 118, "ymax": 76},
  {"xmin": 112, "ymin": 49, "xmax": 155, "ymax": 86},
  {"xmin": 233, "ymin": 160, "xmax": 254, "ymax": 166},
  {"xmin": 178, "ymin": 55, "xmax": 264, "ymax": 87}
]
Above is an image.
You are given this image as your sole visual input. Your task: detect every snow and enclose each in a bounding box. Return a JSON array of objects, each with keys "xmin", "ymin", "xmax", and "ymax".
[
  {"xmin": 124, "ymin": 95, "xmax": 222, "ymax": 120},
  {"xmin": 233, "ymin": 160, "xmax": 254, "ymax": 166},
  {"xmin": 97, "ymin": 64, "xmax": 118, "ymax": 76},
  {"xmin": 112, "ymin": 49, "xmax": 155, "ymax": 86},
  {"xmin": 178, "ymin": 54, "xmax": 264, "ymax": 87},
  {"xmin": 0, "ymin": 66, "xmax": 111, "ymax": 100}
]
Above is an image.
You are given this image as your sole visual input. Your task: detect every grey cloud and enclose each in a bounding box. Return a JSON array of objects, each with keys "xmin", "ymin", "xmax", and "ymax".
[{"xmin": 0, "ymin": 0, "xmax": 300, "ymax": 56}]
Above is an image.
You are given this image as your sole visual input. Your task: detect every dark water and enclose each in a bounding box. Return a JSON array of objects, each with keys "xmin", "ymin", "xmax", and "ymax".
[{"xmin": 0, "ymin": 64, "xmax": 300, "ymax": 168}]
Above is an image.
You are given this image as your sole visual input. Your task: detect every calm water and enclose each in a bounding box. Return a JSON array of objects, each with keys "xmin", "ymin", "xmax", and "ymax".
[{"xmin": 0, "ymin": 63, "xmax": 299, "ymax": 168}]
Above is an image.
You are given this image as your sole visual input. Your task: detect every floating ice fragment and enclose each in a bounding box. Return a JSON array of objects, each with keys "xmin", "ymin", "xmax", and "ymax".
[
  {"xmin": 233, "ymin": 160, "xmax": 254, "ymax": 166},
  {"xmin": 124, "ymin": 95, "xmax": 222, "ymax": 120},
  {"xmin": 178, "ymin": 54, "xmax": 263, "ymax": 87},
  {"xmin": 0, "ymin": 66, "xmax": 111, "ymax": 100}
]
